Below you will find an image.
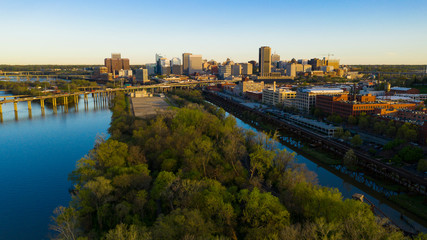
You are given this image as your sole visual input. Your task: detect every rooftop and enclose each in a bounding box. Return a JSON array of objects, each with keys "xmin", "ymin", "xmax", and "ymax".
[
  {"xmin": 288, "ymin": 115, "xmax": 336, "ymax": 130},
  {"xmin": 300, "ymin": 88, "xmax": 343, "ymax": 93},
  {"xmin": 390, "ymin": 87, "xmax": 411, "ymax": 91}
]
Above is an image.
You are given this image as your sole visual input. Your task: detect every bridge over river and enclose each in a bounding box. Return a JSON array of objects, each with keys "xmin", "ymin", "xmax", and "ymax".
[{"xmin": 0, "ymin": 80, "xmax": 235, "ymax": 118}]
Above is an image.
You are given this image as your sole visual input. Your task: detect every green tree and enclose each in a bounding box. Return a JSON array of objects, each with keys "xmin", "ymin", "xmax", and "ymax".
[
  {"xmin": 418, "ymin": 159, "xmax": 427, "ymax": 172},
  {"xmin": 351, "ymin": 134, "xmax": 363, "ymax": 147},
  {"xmin": 343, "ymin": 131, "xmax": 352, "ymax": 141},
  {"xmin": 96, "ymin": 139, "xmax": 129, "ymax": 168},
  {"xmin": 358, "ymin": 116, "xmax": 369, "ymax": 129},
  {"xmin": 343, "ymin": 149, "xmax": 358, "ymax": 168},
  {"xmin": 104, "ymin": 224, "xmax": 151, "ymax": 240},
  {"xmin": 397, "ymin": 123, "xmax": 418, "ymax": 142},
  {"xmin": 239, "ymin": 188, "xmax": 290, "ymax": 239},
  {"xmin": 152, "ymin": 208, "xmax": 215, "ymax": 240},
  {"xmin": 348, "ymin": 115, "xmax": 358, "ymax": 125},
  {"xmin": 334, "ymin": 127, "xmax": 344, "ymax": 138},
  {"xmin": 50, "ymin": 206, "xmax": 80, "ymax": 240},
  {"xmin": 249, "ymin": 144, "xmax": 275, "ymax": 180},
  {"xmin": 82, "ymin": 176, "xmax": 114, "ymax": 230},
  {"xmin": 399, "ymin": 146, "xmax": 424, "ymax": 164}
]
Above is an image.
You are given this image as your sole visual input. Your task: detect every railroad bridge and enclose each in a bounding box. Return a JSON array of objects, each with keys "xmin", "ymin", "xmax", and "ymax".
[{"xmin": 0, "ymin": 80, "xmax": 232, "ymax": 120}]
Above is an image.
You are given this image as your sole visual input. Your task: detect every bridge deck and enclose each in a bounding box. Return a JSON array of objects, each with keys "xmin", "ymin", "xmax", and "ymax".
[{"xmin": 0, "ymin": 80, "xmax": 235, "ymax": 104}]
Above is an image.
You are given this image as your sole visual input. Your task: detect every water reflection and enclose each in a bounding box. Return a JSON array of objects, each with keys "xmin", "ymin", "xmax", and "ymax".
[
  {"xmin": 0, "ymin": 90, "xmax": 112, "ymax": 240},
  {"xmin": 0, "ymin": 91, "xmax": 110, "ymax": 124}
]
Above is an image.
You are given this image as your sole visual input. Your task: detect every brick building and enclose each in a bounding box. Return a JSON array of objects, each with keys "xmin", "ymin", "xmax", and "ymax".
[
  {"xmin": 316, "ymin": 94, "xmax": 417, "ymax": 117},
  {"xmin": 104, "ymin": 53, "xmax": 130, "ymax": 77}
]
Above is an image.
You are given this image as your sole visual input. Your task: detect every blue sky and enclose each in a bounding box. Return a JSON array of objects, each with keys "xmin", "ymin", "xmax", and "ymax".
[{"xmin": 1, "ymin": 0, "xmax": 426, "ymax": 65}]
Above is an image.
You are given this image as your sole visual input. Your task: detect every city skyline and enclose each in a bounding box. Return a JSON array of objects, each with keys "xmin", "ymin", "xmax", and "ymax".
[{"xmin": 1, "ymin": 0, "xmax": 427, "ymax": 65}]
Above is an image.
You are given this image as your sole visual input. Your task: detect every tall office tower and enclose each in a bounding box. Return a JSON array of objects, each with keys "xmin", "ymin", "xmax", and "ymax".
[
  {"xmin": 308, "ymin": 58, "xmax": 323, "ymax": 70},
  {"xmin": 161, "ymin": 66, "xmax": 171, "ymax": 75},
  {"xmin": 259, "ymin": 46, "xmax": 271, "ymax": 76},
  {"xmin": 248, "ymin": 60, "xmax": 257, "ymax": 73},
  {"xmin": 172, "ymin": 65, "xmax": 183, "ymax": 75},
  {"xmin": 219, "ymin": 65, "xmax": 232, "ymax": 79},
  {"xmin": 157, "ymin": 57, "xmax": 169, "ymax": 75},
  {"xmin": 145, "ymin": 63, "xmax": 157, "ymax": 75},
  {"xmin": 111, "ymin": 53, "xmax": 121, "ymax": 59},
  {"xmin": 271, "ymin": 53, "xmax": 280, "ymax": 63},
  {"xmin": 170, "ymin": 57, "xmax": 181, "ymax": 67},
  {"xmin": 241, "ymin": 63, "xmax": 253, "ymax": 75},
  {"xmin": 136, "ymin": 69, "xmax": 149, "ymax": 83},
  {"xmin": 182, "ymin": 53, "xmax": 192, "ymax": 75},
  {"xmin": 104, "ymin": 53, "xmax": 130, "ymax": 76},
  {"xmin": 231, "ymin": 64, "xmax": 241, "ymax": 76},
  {"xmin": 155, "ymin": 53, "xmax": 164, "ymax": 62},
  {"xmin": 189, "ymin": 55, "xmax": 202, "ymax": 75},
  {"xmin": 327, "ymin": 59, "xmax": 340, "ymax": 70}
]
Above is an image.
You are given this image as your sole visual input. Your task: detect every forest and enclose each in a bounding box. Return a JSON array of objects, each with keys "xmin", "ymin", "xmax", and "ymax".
[{"xmin": 51, "ymin": 91, "xmax": 427, "ymax": 239}]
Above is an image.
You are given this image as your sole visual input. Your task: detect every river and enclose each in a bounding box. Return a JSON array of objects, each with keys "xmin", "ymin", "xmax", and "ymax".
[
  {"xmin": 0, "ymin": 91, "xmax": 112, "ymax": 240},
  {"xmin": 228, "ymin": 114, "xmax": 427, "ymax": 234},
  {"xmin": 0, "ymin": 90, "xmax": 425, "ymax": 239}
]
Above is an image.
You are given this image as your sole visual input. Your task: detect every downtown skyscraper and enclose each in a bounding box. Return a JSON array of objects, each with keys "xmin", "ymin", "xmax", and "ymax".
[{"xmin": 259, "ymin": 46, "xmax": 271, "ymax": 76}]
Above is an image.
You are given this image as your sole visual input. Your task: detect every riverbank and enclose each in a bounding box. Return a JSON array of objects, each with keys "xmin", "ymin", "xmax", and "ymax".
[
  {"xmin": 52, "ymin": 90, "xmax": 418, "ymax": 239},
  {"xmin": 202, "ymin": 91, "xmax": 427, "ymax": 226}
]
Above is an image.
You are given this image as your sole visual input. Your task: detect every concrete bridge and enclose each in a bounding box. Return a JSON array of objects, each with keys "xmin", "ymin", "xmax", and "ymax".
[
  {"xmin": 0, "ymin": 74, "xmax": 89, "ymax": 81},
  {"xmin": 0, "ymin": 80, "xmax": 235, "ymax": 119}
]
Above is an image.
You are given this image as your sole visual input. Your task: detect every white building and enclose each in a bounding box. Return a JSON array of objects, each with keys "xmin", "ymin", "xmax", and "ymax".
[
  {"xmin": 287, "ymin": 115, "xmax": 337, "ymax": 138},
  {"xmin": 118, "ymin": 69, "xmax": 133, "ymax": 77},
  {"xmin": 241, "ymin": 63, "xmax": 253, "ymax": 75},
  {"xmin": 189, "ymin": 55, "xmax": 202, "ymax": 74},
  {"xmin": 285, "ymin": 63, "xmax": 304, "ymax": 77},
  {"xmin": 262, "ymin": 82, "xmax": 296, "ymax": 106},
  {"xmin": 294, "ymin": 88, "xmax": 344, "ymax": 113},
  {"xmin": 170, "ymin": 57, "xmax": 181, "ymax": 67}
]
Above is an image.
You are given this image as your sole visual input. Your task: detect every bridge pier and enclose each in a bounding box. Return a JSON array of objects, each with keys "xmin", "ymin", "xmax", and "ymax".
[
  {"xmin": 0, "ymin": 103, "xmax": 2, "ymax": 114},
  {"xmin": 27, "ymin": 101, "xmax": 32, "ymax": 110},
  {"xmin": 40, "ymin": 99, "xmax": 45, "ymax": 109},
  {"xmin": 14, "ymin": 101, "xmax": 18, "ymax": 112}
]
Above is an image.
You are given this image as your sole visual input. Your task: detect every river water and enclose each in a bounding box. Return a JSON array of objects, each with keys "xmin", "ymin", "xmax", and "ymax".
[
  {"xmin": 0, "ymin": 90, "xmax": 425, "ymax": 239},
  {"xmin": 229, "ymin": 114, "xmax": 427, "ymax": 234},
  {"xmin": 0, "ymin": 91, "xmax": 112, "ymax": 240}
]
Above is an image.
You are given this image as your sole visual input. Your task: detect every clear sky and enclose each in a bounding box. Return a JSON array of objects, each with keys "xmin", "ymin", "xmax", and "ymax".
[{"xmin": 1, "ymin": 0, "xmax": 426, "ymax": 65}]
